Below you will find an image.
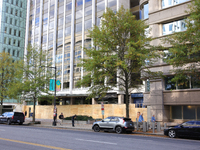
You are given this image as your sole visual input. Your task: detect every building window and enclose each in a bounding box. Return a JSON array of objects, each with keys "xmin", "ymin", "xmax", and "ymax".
[
  {"xmin": 8, "ymin": 49, "xmax": 10, "ymax": 54},
  {"xmin": 162, "ymin": 0, "xmax": 189, "ymax": 9},
  {"xmin": 16, "ymin": 0, "xmax": 18, "ymax": 6},
  {"xmin": 19, "ymin": 31, "xmax": 21, "ymax": 37},
  {"xmin": 17, "ymin": 51, "xmax": 20, "ymax": 57},
  {"xmin": 14, "ymin": 29, "xmax": 16, "ymax": 36},
  {"xmin": 20, "ymin": 2, "xmax": 23, "ymax": 7},
  {"xmin": 18, "ymin": 41, "xmax": 20, "ymax": 47},
  {"xmin": 4, "ymin": 27, "xmax": 7, "ymax": 33},
  {"xmin": 15, "ymin": 19, "xmax": 17, "ymax": 25},
  {"xmin": 108, "ymin": 0, "xmax": 117, "ymax": 7},
  {"xmin": 171, "ymin": 105, "xmax": 199, "ymax": 120},
  {"xmin": 163, "ymin": 19, "xmax": 187, "ymax": 35},
  {"xmin": 6, "ymin": 6, "xmax": 9, "ymax": 13},
  {"xmin": 141, "ymin": 3, "xmax": 149, "ymax": 20},
  {"xmin": 15, "ymin": 10, "xmax": 18, "ymax": 16},
  {"xmin": 4, "ymin": 37, "xmax": 7, "ymax": 44},
  {"xmin": 11, "ymin": 8, "xmax": 13, "ymax": 14},
  {"xmin": 13, "ymin": 50, "xmax": 15, "ymax": 56},
  {"xmin": 10, "ymin": 18, "xmax": 12, "ymax": 24},
  {"xmin": 9, "ymin": 38, "xmax": 12, "ymax": 45},
  {"xmin": 20, "ymin": 11, "xmax": 22, "ymax": 17},
  {"xmin": 11, "ymin": 0, "xmax": 13, "ymax": 4},
  {"xmin": 9, "ymin": 28, "xmax": 12, "ymax": 34},
  {"xmin": 13, "ymin": 39, "xmax": 16, "ymax": 45}
]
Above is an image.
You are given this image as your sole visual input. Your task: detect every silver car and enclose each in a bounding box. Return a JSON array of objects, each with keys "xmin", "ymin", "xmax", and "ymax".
[{"xmin": 92, "ymin": 116, "xmax": 134, "ymax": 134}]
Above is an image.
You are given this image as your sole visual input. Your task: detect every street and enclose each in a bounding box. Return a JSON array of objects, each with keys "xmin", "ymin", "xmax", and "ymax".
[{"xmin": 0, "ymin": 124, "xmax": 200, "ymax": 150}]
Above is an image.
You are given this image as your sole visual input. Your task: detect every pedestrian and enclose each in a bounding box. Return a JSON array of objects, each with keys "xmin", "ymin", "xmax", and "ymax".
[
  {"xmin": 138, "ymin": 113, "xmax": 144, "ymax": 122},
  {"xmin": 72, "ymin": 114, "xmax": 76, "ymax": 127},
  {"xmin": 151, "ymin": 115, "xmax": 156, "ymax": 122},
  {"xmin": 59, "ymin": 112, "xmax": 64, "ymax": 125}
]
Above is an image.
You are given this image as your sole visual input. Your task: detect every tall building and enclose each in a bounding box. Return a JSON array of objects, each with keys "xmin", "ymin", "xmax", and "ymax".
[
  {"xmin": 0, "ymin": 0, "xmax": 27, "ymax": 112},
  {"xmin": 141, "ymin": 0, "xmax": 200, "ymax": 122},
  {"xmin": 25, "ymin": 0, "xmax": 143, "ymax": 106}
]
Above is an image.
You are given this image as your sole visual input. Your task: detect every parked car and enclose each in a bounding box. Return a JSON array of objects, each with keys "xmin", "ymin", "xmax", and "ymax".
[
  {"xmin": 92, "ymin": 116, "xmax": 134, "ymax": 134},
  {"xmin": 164, "ymin": 121, "xmax": 200, "ymax": 138},
  {"xmin": 0, "ymin": 112, "xmax": 25, "ymax": 125}
]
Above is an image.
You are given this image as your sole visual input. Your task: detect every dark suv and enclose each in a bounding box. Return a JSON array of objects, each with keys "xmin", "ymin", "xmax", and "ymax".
[
  {"xmin": 0, "ymin": 112, "xmax": 25, "ymax": 125},
  {"xmin": 92, "ymin": 116, "xmax": 134, "ymax": 134}
]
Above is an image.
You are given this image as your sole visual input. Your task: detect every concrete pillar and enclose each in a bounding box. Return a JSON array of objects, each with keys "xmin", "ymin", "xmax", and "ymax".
[
  {"xmin": 118, "ymin": 94, "xmax": 124, "ymax": 104},
  {"xmin": 70, "ymin": 97, "xmax": 75, "ymax": 105},
  {"xmin": 92, "ymin": 98, "xmax": 98, "ymax": 104}
]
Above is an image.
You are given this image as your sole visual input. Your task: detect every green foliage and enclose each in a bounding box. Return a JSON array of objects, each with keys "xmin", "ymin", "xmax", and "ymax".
[
  {"xmin": 163, "ymin": 0, "xmax": 200, "ymax": 81},
  {"xmin": 0, "ymin": 52, "xmax": 23, "ymax": 105},
  {"xmin": 15, "ymin": 44, "xmax": 55, "ymax": 121},
  {"xmin": 38, "ymin": 95, "xmax": 54, "ymax": 105},
  {"xmin": 64, "ymin": 115, "xmax": 93, "ymax": 121},
  {"xmin": 77, "ymin": 6, "xmax": 160, "ymax": 117}
]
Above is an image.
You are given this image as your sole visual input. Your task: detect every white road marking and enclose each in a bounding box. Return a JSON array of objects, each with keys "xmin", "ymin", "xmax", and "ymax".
[{"xmin": 75, "ymin": 138, "xmax": 117, "ymax": 145}]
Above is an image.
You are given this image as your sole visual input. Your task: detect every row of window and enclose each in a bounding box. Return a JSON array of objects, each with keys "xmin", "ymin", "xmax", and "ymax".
[
  {"xmin": 5, "ymin": 6, "xmax": 23, "ymax": 18},
  {"xmin": 5, "ymin": 16, "xmax": 24, "ymax": 27},
  {"xmin": 3, "ymin": 48, "xmax": 21, "ymax": 57},
  {"xmin": 6, "ymin": 0, "xmax": 23, "ymax": 8},
  {"xmin": 171, "ymin": 105, "xmax": 200, "ymax": 120},
  {"xmin": 4, "ymin": 27, "xmax": 22, "ymax": 37},
  {"xmin": 4, "ymin": 37, "xmax": 21, "ymax": 47},
  {"xmin": 162, "ymin": 0, "xmax": 189, "ymax": 9},
  {"xmin": 141, "ymin": 0, "xmax": 189, "ymax": 20},
  {"xmin": 165, "ymin": 75, "xmax": 200, "ymax": 90}
]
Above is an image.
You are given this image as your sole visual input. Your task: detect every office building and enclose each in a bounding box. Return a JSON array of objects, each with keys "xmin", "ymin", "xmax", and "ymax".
[{"xmin": 0, "ymin": 0, "xmax": 27, "ymax": 112}]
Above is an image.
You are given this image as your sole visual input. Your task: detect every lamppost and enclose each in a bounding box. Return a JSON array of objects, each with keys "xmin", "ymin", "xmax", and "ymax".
[{"xmin": 49, "ymin": 66, "xmax": 57, "ymax": 126}]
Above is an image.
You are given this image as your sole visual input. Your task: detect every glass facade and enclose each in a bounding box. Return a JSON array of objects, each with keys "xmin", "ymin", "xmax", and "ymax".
[
  {"xmin": 26, "ymin": 0, "xmax": 117, "ymax": 92},
  {"xmin": 0, "ymin": 0, "xmax": 27, "ymax": 61}
]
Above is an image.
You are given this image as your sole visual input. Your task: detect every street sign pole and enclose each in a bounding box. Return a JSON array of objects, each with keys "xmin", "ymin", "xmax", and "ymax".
[{"xmin": 101, "ymin": 102, "xmax": 104, "ymax": 119}]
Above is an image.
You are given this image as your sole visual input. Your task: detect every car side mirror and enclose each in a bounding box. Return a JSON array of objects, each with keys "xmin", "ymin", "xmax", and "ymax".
[{"xmin": 102, "ymin": 120, "xmax": 104, "ymax": 122}]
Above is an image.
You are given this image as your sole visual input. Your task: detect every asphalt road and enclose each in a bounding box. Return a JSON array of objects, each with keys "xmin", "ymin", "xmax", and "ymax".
[{"xmin": 0, "ymin": 124, "xmax": 200, "ymax": 150}]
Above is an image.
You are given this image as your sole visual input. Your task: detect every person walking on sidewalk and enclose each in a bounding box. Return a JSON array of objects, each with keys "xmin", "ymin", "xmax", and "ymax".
[
  {"xmin": 72, "ymin": 114, "xmax": 76, "ymax": 127},
  {"xmin": 59, "ymin": 113, "xmax": 64, "ymax": 125}
]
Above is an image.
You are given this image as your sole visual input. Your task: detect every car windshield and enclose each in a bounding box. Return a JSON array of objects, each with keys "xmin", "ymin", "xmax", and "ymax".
[
  {"xmin": 2, "ymin": 112, "xmax": 8, "ymax": 116},
  {"xmin": 103, "ymin": 117, "xmax": 111, "ymax": 122}
]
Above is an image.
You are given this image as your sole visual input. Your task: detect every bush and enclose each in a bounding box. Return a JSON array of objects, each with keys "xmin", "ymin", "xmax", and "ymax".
[{"xmin": 64, "ymin": 115, "xmax": 94, "ymax": 121}]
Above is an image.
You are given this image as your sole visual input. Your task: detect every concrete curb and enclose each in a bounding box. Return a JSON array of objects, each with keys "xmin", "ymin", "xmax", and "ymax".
[{"xmin": 24, "ymin": 121, "xmax": 165, "ymax": 136}]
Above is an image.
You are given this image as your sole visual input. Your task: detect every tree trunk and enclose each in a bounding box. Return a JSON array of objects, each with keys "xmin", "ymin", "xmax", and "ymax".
[
  {"xmin": 33, "ymin": 97, "xmax": 36, "ymax": 122},
  {"xmin": 125, "ymin": 73, "xmax": 129, "ymax": 118}
]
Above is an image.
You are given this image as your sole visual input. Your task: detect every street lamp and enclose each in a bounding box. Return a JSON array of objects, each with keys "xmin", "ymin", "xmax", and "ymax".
[
  {"xmin": 50, "ymin": 66, "xmax": 57, "ymax": 126},
  {"xmin": 41, "ymin": 66, "xmax": 57, "ymax": 126}
]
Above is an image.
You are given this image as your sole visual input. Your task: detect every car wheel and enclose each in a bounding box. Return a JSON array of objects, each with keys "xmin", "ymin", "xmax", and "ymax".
[
  {"xmin": 115, "ymin": 126, "xmax": 122, "ymax": 134},
  {"xmin": 168, "ymin": 130, "xmax": 176, "ymax": 138},
  {"xmin": 93, "ymin": 125, "xmax": 100, "ymax": 132},
  {"xmin": 7, "ymin": 119, "xmax": 11, "ymax": 125}
]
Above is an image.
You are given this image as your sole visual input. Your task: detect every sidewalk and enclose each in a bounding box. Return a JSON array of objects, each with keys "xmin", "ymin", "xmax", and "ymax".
[{"xmin": 24, "ymin": 118, "xmax": 164, "ymax": 136}]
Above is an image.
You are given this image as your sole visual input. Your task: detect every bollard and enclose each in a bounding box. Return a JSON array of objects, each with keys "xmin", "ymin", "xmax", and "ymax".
[
  {"xmin": 164, "ymin": 123, "xmax": 167, "ymax": 129},
  {"xmin": 157, "ymin": 122, "xmax": 161, "ymax": 132},
  {"xmin": 143, "ymin": 122, "xmax": 147, "ymax": 132},
  {"xmin": 136, "ymin": 118, "xmax": 138, "ymax": 131},
  {"xmin": 152, "ymin": 122, "xmax": 155, "ymax": 133}
]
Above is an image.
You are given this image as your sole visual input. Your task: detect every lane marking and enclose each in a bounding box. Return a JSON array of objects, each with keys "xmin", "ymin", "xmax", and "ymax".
[
  {"xmin": 75, "ymin": 138, "xmax": 117, "ymax": 145},
  {"xmin": 0, "ymin": 137, "xmax": 71, "ymax": 150}
]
